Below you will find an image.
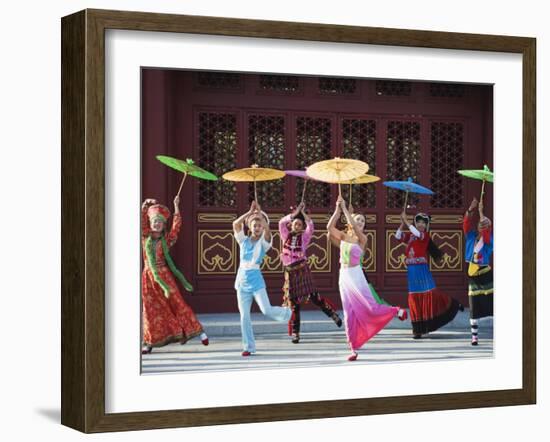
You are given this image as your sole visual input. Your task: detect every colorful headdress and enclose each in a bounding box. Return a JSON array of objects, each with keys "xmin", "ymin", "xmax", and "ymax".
[
  {"xmin": 147, "ymin": 204, "xmax": 170, "ymax": 223},
  {"xmin": 414, "ymin": 212, "xmax": 431, "ymax": 230},
  {"xmin": 143, "ymin": 202, "xmax": 193, "ymax": 294}
]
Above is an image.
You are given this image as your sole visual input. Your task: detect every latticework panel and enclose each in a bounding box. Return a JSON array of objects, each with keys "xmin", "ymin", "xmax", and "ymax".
[
  {"xmin": 295, "ymin": 117, "xmax": 332, "ymax": 208},
  {"xmin": 386, "ymin": 121, "xmax": 421, "ymax": 208},
  {"xmin": 341, "ymin": 119, "xmax": 377, "ymax": 208},
  {"xmin": 375, "ymin": 80, "xmax": 412, "ymax": 97},
  {"xmin": 259, "ymin": 75, "xmax": 300, "ymax": 93},
  {"xmin": 247, "ymin": 115, "xmax": 286, "ymax": 207},
  {"xmin": 430, "ymin": 122, "xmax": 464, "ymax": 208},
  {"xmin": 196, "ymin": 72, "xmax": 242, "ymax": 89},
  {"xmin": 319, "ymin": 77, "xmax": 357, "ymax": 94},
  {"xmin": 429, "ymin": 82, "xmax": 466, "ymax": 98},
  {"xmin": 197, "ymin": 112, "xmax": 237, "ymax": 207}
]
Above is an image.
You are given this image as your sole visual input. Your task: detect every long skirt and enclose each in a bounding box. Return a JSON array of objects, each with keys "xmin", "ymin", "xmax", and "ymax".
[
  {"xmin": 339, "ymin": 265, "xmax": 399, "ymax": 351},
  {"xmin": 282, "ymin": 259, "xmax": 316, "ymax": 306},
  {"xmin": 142, "ymin": 266, "xmax": 203, "ymax": 347},
  {"xmin": 468, "ymin": 266, "xmax": 494, "ymax": 319},
  {"xmin": 407, "ymin": 263, "xmax": 460, "ymax": 335}
]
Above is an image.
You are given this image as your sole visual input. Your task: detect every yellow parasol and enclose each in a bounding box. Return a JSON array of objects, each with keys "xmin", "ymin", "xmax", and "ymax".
[
  {"xmin": 340, "ymin": 174, "xmax": 381, "ymax": 206},
  {"xmin": 306, "ymin": 157, "xmax": 369, "ymax": 196},
  {"xmin": 222, "ymin": 164, "xmax": 285, "ymax": 203}
]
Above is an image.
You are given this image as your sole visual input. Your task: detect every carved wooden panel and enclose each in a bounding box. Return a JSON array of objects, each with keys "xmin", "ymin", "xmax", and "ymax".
[
  {"xmin": 386, "ymin": 120, "xmax": 421, "ymax": 208},
  {"xmin": 197, "ymin": 112, "xmax": 237, "ymax": 207},
  {"xmin": 362, "ymin": 230, "xmax": 376, "ymax": 272},
  {"xmin": 385, "ymin": 229, "xmax": 463, "ymax": 273},
  {"xmin": 429, "ymin": 230, "xmax": 463, "ymax": 272},
  {"xmin": 247, "ymin": 114, "xmax": 286, "ymax": 207},
  {"xmin": 197, "ymin": 230, "xmax": 237, "ymax": 274},
  {"xmin": 430, "ymin": 121, "xmax": 464, "ymax": 208}
]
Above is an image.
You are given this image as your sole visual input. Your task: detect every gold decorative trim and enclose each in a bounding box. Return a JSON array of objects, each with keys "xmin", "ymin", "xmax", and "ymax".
[
  {"xmin": 362, "ymin": 230, "xmax": 376, "ymax": 272},
  {"xmin": 430, "ymin": 215, "xmax": 464, "ymax": 225},
  {"xmin": 385, "ymin": 214, "xmax": 463, "ymax": 225},
  {"xmin": 386, "ymin": 230, "xmax": 407, "ymax": 272},
  {"xmin": 307, "ymin": 232, "xmax": 331, "ymax": 273},
  {"xmin": 198, "ymin": 213, "xmax": 237, "ymax": 223},
  {"xmin": 430, "ymin": 230, "xmax": 463, "ymax": 272},
  {"xmin": 385, "ymin": 229, "xmax": 463, "ymax": 272},
  {"xmin": 309, "ymin": 214, "xmax": 331, "ymax": 223},
  {"xmin": 197, "ymin": 230, "xmax": 236, "ymax": 274},
  {"xmin": 262, "ymin": 231, "xmax": 283, "ymax": 273}
]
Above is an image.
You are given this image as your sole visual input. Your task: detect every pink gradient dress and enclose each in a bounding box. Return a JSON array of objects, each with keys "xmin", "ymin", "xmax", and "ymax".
[{"xmin": 338, "ymin": 241, "xmax": 399, "ymax": 351}]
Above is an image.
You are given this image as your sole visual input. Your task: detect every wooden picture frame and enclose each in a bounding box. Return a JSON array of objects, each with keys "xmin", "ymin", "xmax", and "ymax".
[{"xmin": 61, "ymin": 9, "xmax": 536, "ymax": 433}]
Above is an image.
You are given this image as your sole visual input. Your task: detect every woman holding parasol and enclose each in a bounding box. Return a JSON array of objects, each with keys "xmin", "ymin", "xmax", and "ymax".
[
  {"xmin": 461, "ymin": 168, "xmax": 494, "ymax": 345},
  {"xmin": 141, "ymin": 196, "xmax": 208, "ymax": 354},
  {"xmin": 328, "ymin": 195, "xmax": 407, "ymax": 361},
  {"xmin": 233, "ymin": 200, "xmax": 292, "ymax": 357},
  {"xmin": 140, "ymin": 156, "xmax": 218, "ymax": 354},
  {"xmin": 396, "ymin": 208, "xmax": 463, "ymax": 339},
  {"xmin": 279, "ymin": 200, "xmax": 342, "ymax": 344}
]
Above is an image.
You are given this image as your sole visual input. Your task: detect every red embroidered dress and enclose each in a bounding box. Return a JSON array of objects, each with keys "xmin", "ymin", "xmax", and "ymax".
[
  {"xmin": 397, "ymin": 226, "xmax": 461, "ymax": 336},
  {"xmin": 141, "ymin": 204, "xmax": 203, "ymax": 348}
]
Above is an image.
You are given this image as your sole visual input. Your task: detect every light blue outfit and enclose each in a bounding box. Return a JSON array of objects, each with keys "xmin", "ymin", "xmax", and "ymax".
[{"xmin": 234, "ymin": 229, "xmax": 292, "ymax": 352}]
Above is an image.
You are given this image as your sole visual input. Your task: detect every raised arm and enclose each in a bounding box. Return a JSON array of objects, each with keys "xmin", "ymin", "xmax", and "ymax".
[
  {"xmin": 396, "ymin": 210, "xmax": 412, "ymax": 243},
  {"xmin": 301, "ymin": 204, "xmax": 314, "ymax": 245},
  {"xmin": 166, "ymin": 195, "xmax": 182, "ymax": 247},
  {"xmin": 327, "ymin": 196, "xmax": 345, "ymax": 243},
  {"xmin": 478, "ymin": 200, "xmax": 492, "ymax": 243},
  {"xmin": 463, "ymin": 198, "xmax": 478, "ymax": 234},
  {"xmin": 233, "ymin": 201, "xmax": 256, "ymax": 234},
  {"xmin": 340, "ymin": 198, "xmax": 367, "ymax": 244}
]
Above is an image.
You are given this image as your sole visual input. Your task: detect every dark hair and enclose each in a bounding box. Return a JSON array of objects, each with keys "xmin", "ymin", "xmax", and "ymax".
[
  {"xmin": 427, "ymin": 238, "xmax": 443, "ymax": 262},
  {"xmin": 292, "ymin": 211, "xmax": 305, "ymax": 223}
]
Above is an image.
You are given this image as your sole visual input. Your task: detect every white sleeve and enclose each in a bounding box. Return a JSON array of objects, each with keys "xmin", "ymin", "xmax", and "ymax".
[
  {"xmin": 409, "ymin": 225, "xmax": 422, "ymax": 238},
  {"xmin": 234, "ymin": 229, "xmax": 246, "ymax": 245},
  {"xmin": 395, "ymin": 228, "xmax": 403, "ymax": 240},
  {"xmin": 261, "ymin": 233, "xmax": 273, "ymax": 251}
]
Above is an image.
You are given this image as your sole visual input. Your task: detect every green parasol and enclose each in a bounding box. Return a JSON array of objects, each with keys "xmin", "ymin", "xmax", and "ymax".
[
  {"xmin": 458, "ymin": 165, "xmax": 494, "ymax": 203},
  {"xmin": 156, "ymin": 155, "xmax": 218, "ymax": 198}
]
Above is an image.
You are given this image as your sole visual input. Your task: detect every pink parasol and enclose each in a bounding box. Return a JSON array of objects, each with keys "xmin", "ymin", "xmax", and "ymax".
[{"xmin": 285, "ymin": 169, "xmax": 317, "ymax": 203}]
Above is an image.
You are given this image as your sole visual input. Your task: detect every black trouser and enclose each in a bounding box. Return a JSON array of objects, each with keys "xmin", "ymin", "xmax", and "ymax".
[{"xmin": 289, "ymin": 291, "xmax": 338, "ymax": 336}]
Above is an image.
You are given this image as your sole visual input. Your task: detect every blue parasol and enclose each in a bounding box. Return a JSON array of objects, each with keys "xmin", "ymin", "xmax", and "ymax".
[{"xmin": 383, "ymin": 177, "xmax": 434, "ymax": 209}]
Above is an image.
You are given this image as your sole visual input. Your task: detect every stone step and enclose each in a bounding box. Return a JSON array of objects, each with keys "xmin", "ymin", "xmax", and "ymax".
[{"xmin": 196, "ymin": 309, "xmax": 492, "ymax": 337}]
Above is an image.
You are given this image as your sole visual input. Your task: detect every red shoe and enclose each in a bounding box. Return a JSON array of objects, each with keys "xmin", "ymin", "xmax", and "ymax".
[
  {"xmin": 398, "ymin": 308, "xmax": 408, "ymax": 321},
  {"xmin": 241, "ymin": 351, "xmax": 252, "ymax": 357},
  {"xmin": 201, "ymin": 337, "xmax": 209, "ymax": 346},
  {"xmin": 347, "ymin": 352, "xmax": 358, "ymax": 361}
]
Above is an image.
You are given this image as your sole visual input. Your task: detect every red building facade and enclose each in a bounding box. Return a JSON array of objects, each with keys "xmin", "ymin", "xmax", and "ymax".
[{"xmin": 142, "ymin": 69, "xmax": 493, "ymax": 313}]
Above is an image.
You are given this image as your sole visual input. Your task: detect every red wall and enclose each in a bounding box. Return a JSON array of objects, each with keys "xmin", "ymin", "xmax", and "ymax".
[{"xmin": 141, "ymin": 69, "xmax": 493, "ymax": 313}]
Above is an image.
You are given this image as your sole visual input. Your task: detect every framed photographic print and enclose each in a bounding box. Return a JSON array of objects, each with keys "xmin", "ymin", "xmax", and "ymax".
[{"xmin": 61, "ymin": 9, "xmax": 536, "ymax": 433}]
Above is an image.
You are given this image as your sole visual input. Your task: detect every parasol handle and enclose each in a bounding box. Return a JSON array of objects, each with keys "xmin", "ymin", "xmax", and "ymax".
[
  {"xmin": 301, "ymin": 179, "xmax": 308, "ymax": 204},
  {"xmin": 403, "ymin": 191, "xmax": 409, "ymax": 211},
  {"xmin": 254, "ymin": 180, "xmax": 258, "ymax": 204},
  {"xmin": 349, "ymin": 183, "xmax": 353, "ymax": 207},
  {"xmin": 338, "ymin": 183, "xmax": 342, "ymax": 198},
  {"xmin": 176, "ymin": 172, "xmax": 188, "ymax": 198},
  {"xmin": 480, "ymin": 179, "xmax": 486, "ymax": 205}
]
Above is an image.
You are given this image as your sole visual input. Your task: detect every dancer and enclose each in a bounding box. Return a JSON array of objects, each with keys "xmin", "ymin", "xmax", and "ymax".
[
  {"xmin": 396, "ymin": 209, "xmax": 462, "ymax": 339},
  {"xmin": 328, "ymin": 196, "xmax": 406, "ymax": 361},
  {"xmin": 233, "ymin": 201, "xmax": 292, "ymax": 356},
  {"xmin": 141, "ymin": 197, "xmax": 208, "ymax": 354},
  {"xmin": 463, "ymin": 197, "xmax": 494, "ymax": 345},
  {"xmin": 279, "ymin": 202, "xmax": 342, "ymax": 344}
]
